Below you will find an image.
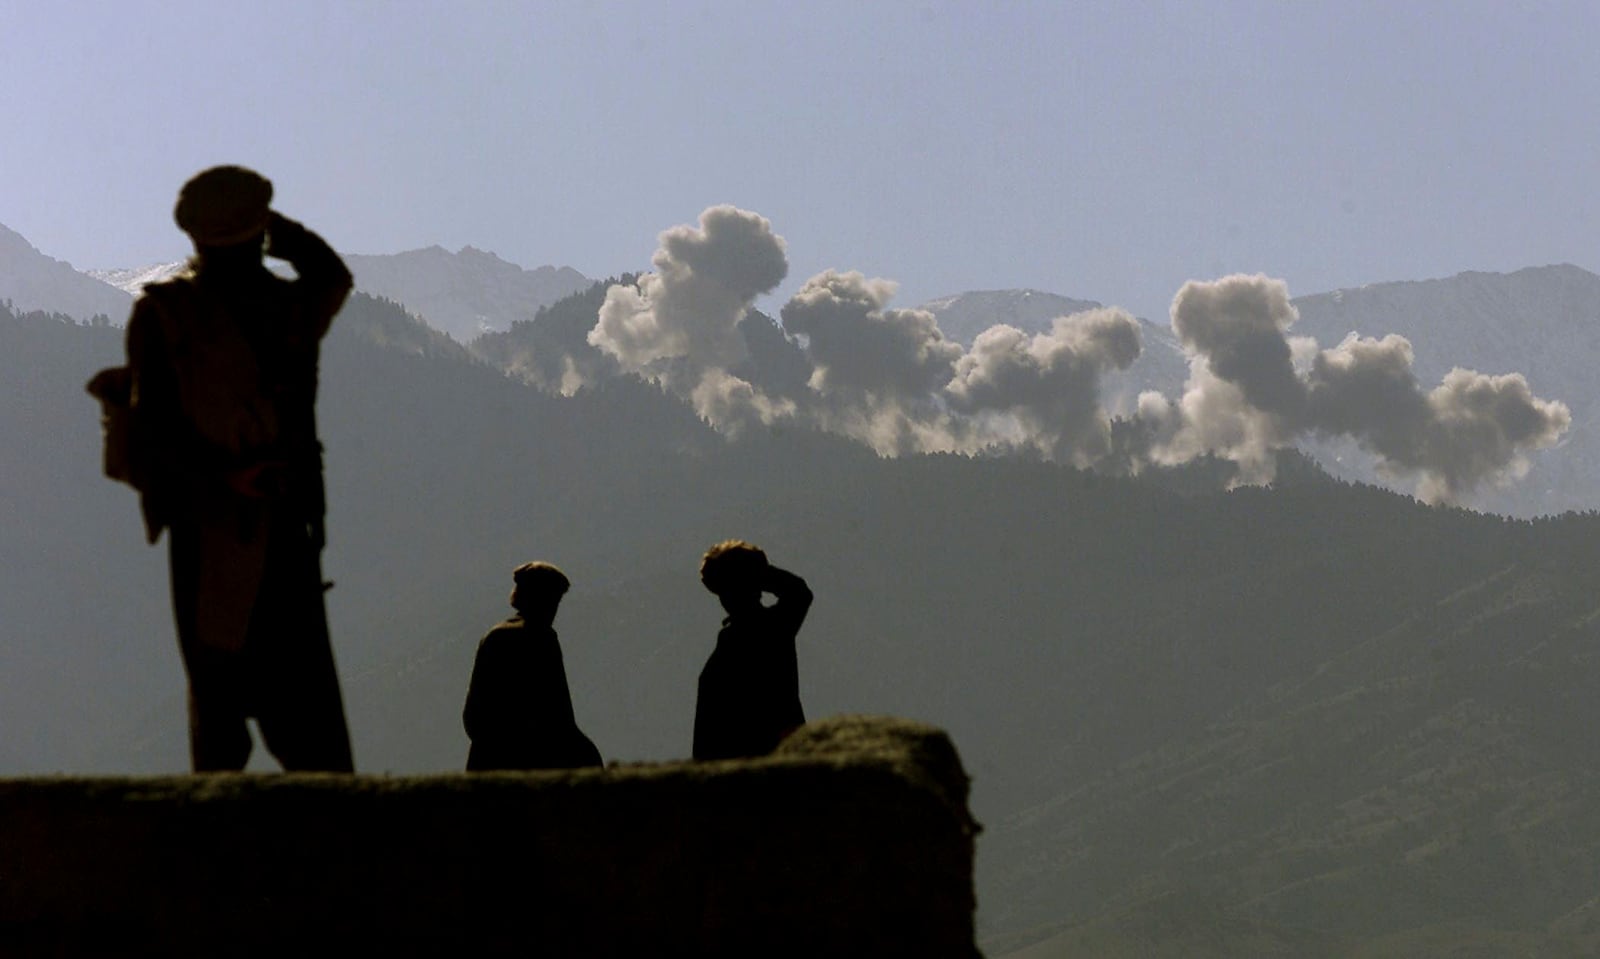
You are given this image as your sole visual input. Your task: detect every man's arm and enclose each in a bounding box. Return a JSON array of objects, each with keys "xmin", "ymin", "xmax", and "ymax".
[
  {"xmin": 462, "ymin": 633, "xmax": 505, "ymax": 742},
  {"xmin": 763, "ymin": 566, "xmax": 813, "ymax": 621},
  {"xmin": 265, "ymin": 211, "xmax": 352, "ymax": 337}
]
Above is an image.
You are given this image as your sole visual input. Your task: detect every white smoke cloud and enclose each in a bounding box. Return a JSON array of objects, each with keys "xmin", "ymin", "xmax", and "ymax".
[
  {"xmin": 1150, "ymin": 274, "xmax": 1571, "ymax": 502},
  {"xmin": 1141, "ymin": 364, "xmax": 1289, "ymax": 485},
  {"xmin": 588, "ymin": 205, "xmax": 790, "ymax": 431},
  {"xmin": 689, "ymin": 369, "xmax": 799, "ymax": 436}
]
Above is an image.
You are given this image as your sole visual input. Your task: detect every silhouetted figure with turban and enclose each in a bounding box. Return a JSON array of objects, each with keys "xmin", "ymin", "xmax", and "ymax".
[
  {"xmin": 117, "ymin": 165, "xmax": 354, "ymax": 771},
  {"xmin": 692, "ymin": 541, "xmax": 812, "ymax": 760},
  {"xmin": 464, "ymin": 562, "xmax": 603, "ymax": 771}
]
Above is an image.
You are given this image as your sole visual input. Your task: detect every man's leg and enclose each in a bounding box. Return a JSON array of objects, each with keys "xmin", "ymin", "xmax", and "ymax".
[
  {"xmin": 186, "ymin": 676, "xmax": 253, "ymax": 771},
  {"xmin": 170, "ymin": 525, "xmax": 253, "ymax": 772},
  {"xmin": 252, "ymin": 520, "xmax": 354, "ymax": 772}
]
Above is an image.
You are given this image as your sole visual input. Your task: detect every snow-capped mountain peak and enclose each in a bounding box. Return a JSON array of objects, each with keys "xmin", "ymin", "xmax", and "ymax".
[{"xmin": 88, "ymin": 262, "xmax": 188, "ymax": 295}]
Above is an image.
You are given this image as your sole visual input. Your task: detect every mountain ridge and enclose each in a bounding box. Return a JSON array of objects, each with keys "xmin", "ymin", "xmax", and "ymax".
[
  {"xmin": 0, "ymin": 222, "xmax": 132, "ymax": 322},
  {"xmin": 343, "ymin": 244, "xmax": 590, "ymax": 342},
  {"xmin": 0, "ymin": 223, "xmax": 590, "ymax": 343}
]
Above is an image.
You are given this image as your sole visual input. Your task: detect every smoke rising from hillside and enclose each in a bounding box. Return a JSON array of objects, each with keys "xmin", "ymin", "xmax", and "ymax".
[
  {"xmin": 1170, "ymin": 273, "xmax": 1306, "ymax": 419},
  {"xmin": 769, "ymin": 270, "xmax": 1143, "ymax": 458},
  {"xmin": 589, "ymin": 205, "xmax": 792, "ymax": 431},
  {"xmin": 1146, "ymin": 274, "xmax": 1571, "ymax": 502},
  {"xmin": 782, "ymin": 271, "xmax": 963, "ymax": 400},
  {"xmin": 947, "ymin": 309, "xmax": 1143, "ymax": 464},
  {"xmin": 579, "ymin": 210, "xmax": 1568, "ymax": 503},
  {"xmin": 778, "ymin": 270, "xmax": 965, "ymax": 454}
]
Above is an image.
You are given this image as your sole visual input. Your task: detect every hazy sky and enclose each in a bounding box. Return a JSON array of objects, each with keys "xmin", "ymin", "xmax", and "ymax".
[{"xmin": 5, "ymin": 0, "xmax": 1597, "ymax": 320}]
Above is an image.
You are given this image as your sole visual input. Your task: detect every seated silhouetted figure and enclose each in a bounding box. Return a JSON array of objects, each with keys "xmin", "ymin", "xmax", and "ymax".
[
  {"xmin": 463, "ymin": 562, "xmax": 602, "ymax": 771},
  {"xmin": 692, "ymin": 541, "xmax": 813, "ymax": 760}
]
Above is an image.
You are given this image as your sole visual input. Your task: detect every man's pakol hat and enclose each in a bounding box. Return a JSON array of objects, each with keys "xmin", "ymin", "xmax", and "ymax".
[
  {"xmin": 512, "ymin": 561, "xmax": 570, "ymax": 596},
  {"xmin": 174, "ymin": 165, "xmax": 273, "ymax": 246}
]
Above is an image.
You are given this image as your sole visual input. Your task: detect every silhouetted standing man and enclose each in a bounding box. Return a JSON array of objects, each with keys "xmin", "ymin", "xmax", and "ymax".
[
  {"xmin": 121, "ymin": 165, "xmax": 354, "ymax": 771},
  {"xmin": 692, "ymin": 541, "xmax": 812, "ymax": 760},
  {"xmin": 464, "ymin": 562, "xmax": 603, "ymax": 771}
]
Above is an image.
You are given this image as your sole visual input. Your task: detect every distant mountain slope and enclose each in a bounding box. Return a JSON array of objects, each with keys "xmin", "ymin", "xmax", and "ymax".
[
  {"xmin": 336, "ymin": 291, "xmax": 478, "ymax": 362},
  {"xmin": 344, "ymin": 245, "xmax": 589, "ymax": 342},
  {"xmin": 469, "ymin": 276, "xmax": 626, "ymax": 391},
  {"xmin": 88, "ymin": 261, "xmax": 187, "ymax": 295},
  {"xmin": 1292, "ymin": 264, "xmax": 1600, "ymax": 516},
  {"xmin": 983, "ymin": 512, "xmax": 1600, "ymax": 957},
  {"xmin": 1292, "ymin": 265, "xmax": 1600, "ymax": 381},
  {"xmin": 919, "ymin": 289, "xmax": 1106, "ymax": 346},
  {"xmin": 81, "ymin": 244, "xmax": 593, "ymax": 341},
  {"xmin": 0, "ymin": 303, "xmax": 166, "ymax": 772},
  {"xmin": 0, "ymin": 221, "xmax": 132, "ymax": 322}
]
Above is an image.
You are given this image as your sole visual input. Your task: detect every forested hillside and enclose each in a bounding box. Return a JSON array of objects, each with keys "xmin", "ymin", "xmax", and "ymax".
[{"xmin": 5, "ymin": 295, "xmax": 1600, "ymax": 955}]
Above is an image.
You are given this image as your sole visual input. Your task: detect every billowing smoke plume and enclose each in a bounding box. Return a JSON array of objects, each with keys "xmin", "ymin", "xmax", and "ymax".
[
  {"xmin": 583, "ymin": 207, "xmax": 1138, "ymax": 460},
  {"xmin": 589, "ymin": 205, "xmax": 793, "ymax": 431},
  {"xmin": 779, "ymin": 270, "xmax": 965, "ymax": 454},
  {"xmin": 946, "ymin": 309, "xmax": 1142, "ymax": 464},
  {"xmin": 576, "ymin": 210, "xmax": 1568, "ymax": 505},
  {"xmin": 1306, "ymin": 334, "xmax": 1570, "ymax": 503},
  {"xmin": 1146, "ymin": 274, "xmax": 1570, "ymax": 502},
  {"xmin": 772, "ymin": 270, "xmax": 1142, "ymax": 459},
  {"xmin": 783, "ymin": 271, "xmax": 962, "ymax": 399}
]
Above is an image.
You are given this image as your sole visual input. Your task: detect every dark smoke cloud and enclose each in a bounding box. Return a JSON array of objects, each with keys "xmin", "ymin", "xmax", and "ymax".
[
  {"xmin": 1149, "ymin": 274, "xmax": 1570, "ymax": 503},
  {"xmin": 782, "ymin": 270, "xmax": 963, "ymax": 400},
  {"xmin": 1308, "ymin": 335, "xmax": 1569, "ymax": 502},
  {"xmin": 1169, "ymin": 273, "xmax": 1305, "ymax": 418},
  {"xmin": 776, "ymin": 270, "xmax": 965, "ymax": 453},
  {"xmin": 946, "ymin": 309, "xmax": 1142, "ymax": 464},
  {"xmin": 772, "ymin": 271, "xmax": 1143, "ymax": 460},
  {"xmin": 1144, "ymin": 275, "xmax": 1306, "ymax": 483}
]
